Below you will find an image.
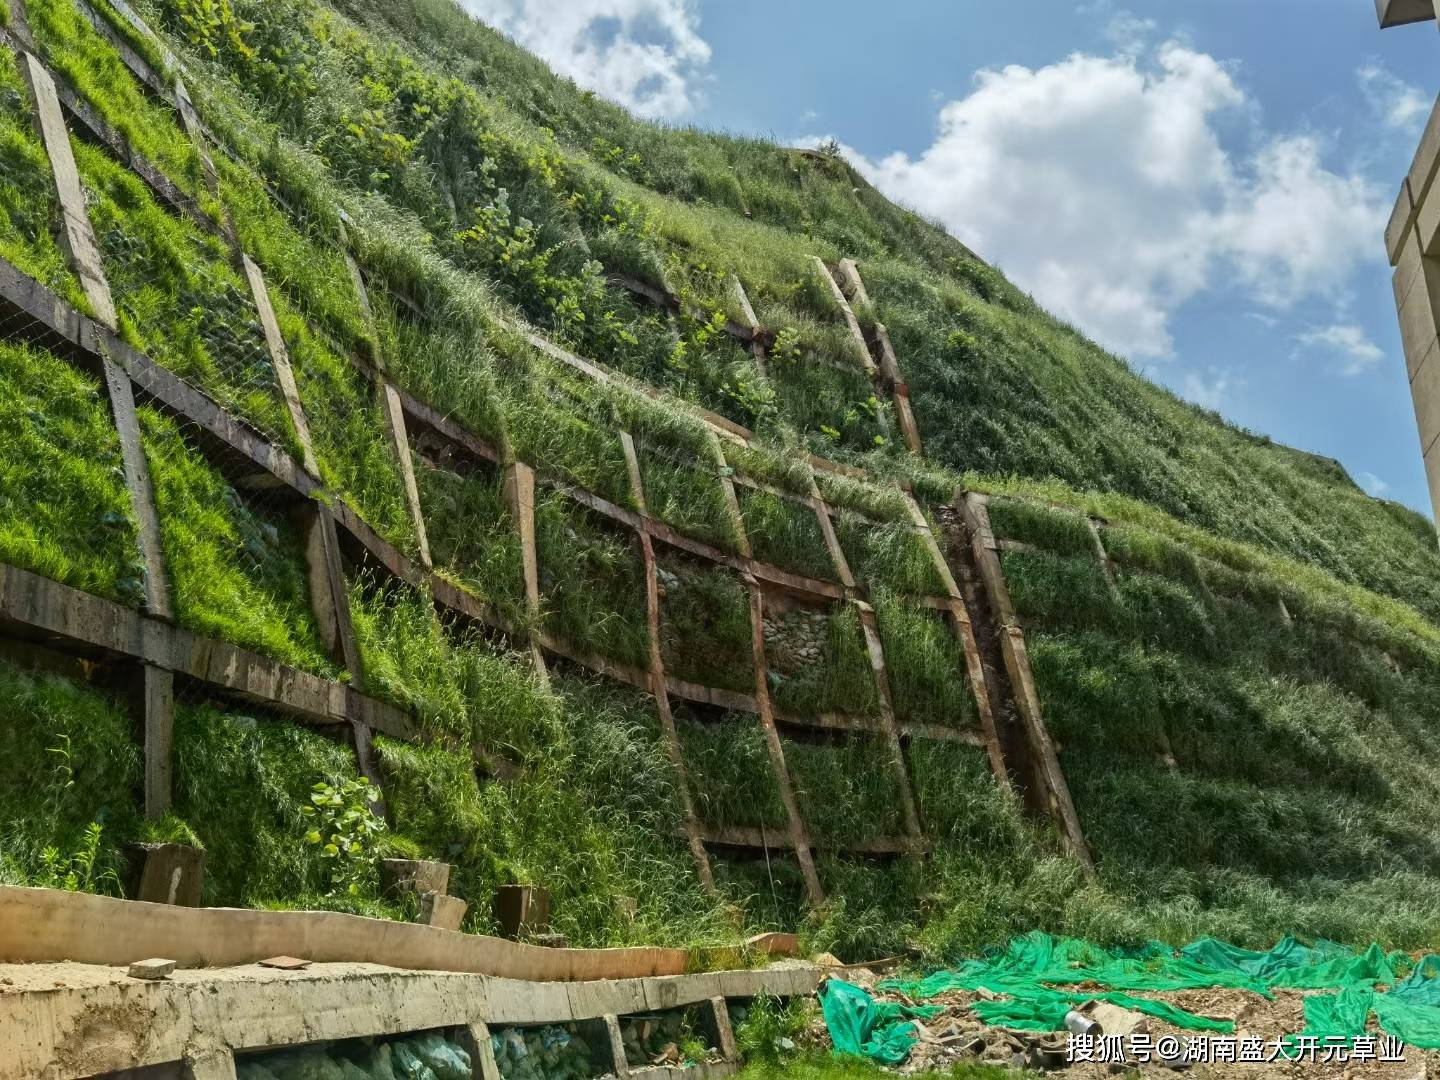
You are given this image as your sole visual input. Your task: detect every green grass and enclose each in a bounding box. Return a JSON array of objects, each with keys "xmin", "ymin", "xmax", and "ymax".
[
  {"xmin": 348, "ymin": 569, "xmax": 572, "ymax": 758},
  {"xmin": 167, "ymin": 0, "xmax": 1440, "ymax": 636},
  {"xmin": 834, "ymin": 515, "xmax": 948, "ymax": 597},
  {"xmin": 78, "ymin": 141, "xmax": 295, "ymax": 446},
  {"xmin": 784, "ymin": 735, "xmax": 904, "ymax": 846},
  {"xmin": 909, "ymin": 739, "xmax": 1025, "ymax": 850},
  {"xmin": 16, "ymin": 0, "xmax": 1440, "ymax": 965},
  {"xmin": 535, "ymin": 494, "xmax": 650, "ymax": 669},
  {"xmin": 677, "ymin": 709, "xmax": 788, "ymax": 832},
  {"xmin": 723, "ymin": 440, "xmax": 815, "ymax": 496},
  {"xmin": 640, "ymin": 450, "xmax": 742, "ymax": 553},
  {"xmin": 347, "ymin": 574, "xmax": 472, "ymax": 743},
  {"xmin": 810, "ymin": 855, "xmax": 924, "ymax": 960},
  {"xmin": 86, "ymin": 0, "xmax": 172, "ymax": 81},
  {"xmin": 376, "ymin": 673, "xmax": 731, "ymax": 946},
  {"xmin": 507, "ymin": 391, "xmax": 632, "ymax": 508},
  {"xmin": 660, "ymin": 558, "xmax": 753, "ymax": 693},
  {"xmin": 815, "ymin": 473, "xmax": 910, "ymax": 523},
  {"xmin": 989, "ymin": 526, "xmax": 1440, "ymax": 954},
  {"xmin": 277, "ymin": 296, "xmax": 416, "ymax": 552},
  {"xmin": 769, "ymin": 604, "xmax": 879, "ymax": 717},
  {"xmin": 0, "ymin": 658, "xmax": 139, "ymax": 892},
  {"xmin": 874, "ymin": 593, "xmax": 976, "ymax": 728},
  {"xmin": 416, "ymin": 459, "xmax": 526, "ymax": 623},
  {"xmin": 1001, "ymin": 548, "xmax": 1118, "ymax": 634},
  {"xmin": 739, "ymin": 487, "xmax": 836, "ymax": 582},
  {"xmin": 0, "ymin": 49, "xmax": 87, "ymax": 309},
  {"xmin": 141, "ymin": 406, "xmax": 336, "ymax": 674},
  {"xmin": 0, "ymin": 342, "xmax": 144, "ymax": 603},
  {"xmin": 212, "ymin": 152, "xmax": 372, "ymax": 355},
  {"xmin": 363, "ymin": 240, "xmax": 511, "ymax": 451},
  {"xmin": 986, "ymin": 497, "xmax": 1096, "ymax": 559},
  {"xmin": 27, "ymin": 0, "xmax": 210, "ymax": 199},
  {"xmin": 711, "ymin": 854, "xmax": 810, "ymax": 935},
  {"xmin": 172, "ymin": 698, "xmax": 397, "ymax": 913},
  {"xmin": 769, "ymin": 352, "xmax": 889, "ymax": 451}
]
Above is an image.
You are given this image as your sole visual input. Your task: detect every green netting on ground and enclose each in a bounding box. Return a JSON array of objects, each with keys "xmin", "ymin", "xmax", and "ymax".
[
  {"xmin": 820, "ymin": 978, "xmax": 940, "ymax": 1066},
  {"xmin": 825, "ymin": 932, "xmax": 1440, "ymax": 1066}
]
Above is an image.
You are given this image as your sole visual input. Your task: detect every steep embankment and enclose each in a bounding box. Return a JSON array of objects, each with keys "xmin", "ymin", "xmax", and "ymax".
[{"xmin": 1, "ymin": 0, "xmax": 1439, "ymax": 966}]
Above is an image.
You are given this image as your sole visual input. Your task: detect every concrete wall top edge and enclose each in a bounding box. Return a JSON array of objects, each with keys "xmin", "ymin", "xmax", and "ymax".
[{"xmin": 1378, "ymin": 0, "xmax": 1436, "ymax": 28}]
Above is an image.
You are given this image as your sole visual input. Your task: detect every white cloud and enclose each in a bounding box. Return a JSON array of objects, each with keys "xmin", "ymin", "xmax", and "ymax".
[
  {"xmin": 1297, "ymin": 323, "xmax": 1386, "ymax": 375},
  {"xmin": 1181, "ymin": 369, "xmax": 1231, "ymax": 410},
  {"xmin": 843, "ymin": 41, "xmax": 1388, "ymax": 361},
  {"xmin": 457, "ymin": 0, "xmax": 710, "ymax": 119},
  {"xmin": 1076, "ymin": 1, "xmax": 1157, "ymax": 55},
  {"xmin": 1358, "ymin": 470, "xmax": 1391, "ymax": 497},
  {"xmin": 1358, "ymin": 64, "xmax": 1430, "ymax": 132}
]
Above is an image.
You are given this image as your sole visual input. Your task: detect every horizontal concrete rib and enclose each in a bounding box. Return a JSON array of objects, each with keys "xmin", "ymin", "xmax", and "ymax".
[
  {"xmin": 0, "ymin": 561, "xmax": 413, "ymax": 737},
  {"xmin": 690, "ymin": 823, "xmax": 928, "ymax": 856}
]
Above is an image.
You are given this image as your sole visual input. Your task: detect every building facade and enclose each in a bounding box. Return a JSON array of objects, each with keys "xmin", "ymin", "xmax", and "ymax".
[{"xmin": 1378, "ymin": 2, "xmax": 1440, "ymax": 516}]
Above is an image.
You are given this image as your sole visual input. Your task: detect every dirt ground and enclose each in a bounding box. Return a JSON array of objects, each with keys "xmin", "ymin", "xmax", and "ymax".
[{"xmin": 831, "ymin": 969, "xmax": 1436, "ymax": 1079}]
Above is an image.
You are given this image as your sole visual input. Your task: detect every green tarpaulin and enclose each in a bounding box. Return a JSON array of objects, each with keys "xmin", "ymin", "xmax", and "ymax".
[
  {"xmin": 820, "ymin": 933, "xmax": 1440, "ymax": 1066},
  {"xmin": 819, "ymin": 977, "xmax": 942, "ymax": 1066}
]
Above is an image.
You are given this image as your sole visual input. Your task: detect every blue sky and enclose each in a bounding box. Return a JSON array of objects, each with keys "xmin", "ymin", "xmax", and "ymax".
[{"xmin": 461, "ymin": 0, "xmax": 1440, "ymax": 513}]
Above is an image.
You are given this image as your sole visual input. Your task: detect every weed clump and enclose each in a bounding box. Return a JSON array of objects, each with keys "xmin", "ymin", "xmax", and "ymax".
[
  {"xmin": 173, "ymin": 699, "xmax": 398, "ymax": 914},
  {"xmin": 0, "ymin": 660, "xmax": 139, "ymax": 892}
]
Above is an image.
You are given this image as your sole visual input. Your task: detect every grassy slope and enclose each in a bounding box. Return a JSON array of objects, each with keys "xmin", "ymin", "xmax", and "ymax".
[
  {"xmin": 324, "ymin": 0, "xmax": 1440, "ymax": 622},
  {"xmin": 292, "ymin": 2, "xmax": 1440, "ymax": 954},
  {"xmin": 7, "ymin": 0, "xmax": 1439, "ymax": 964}
]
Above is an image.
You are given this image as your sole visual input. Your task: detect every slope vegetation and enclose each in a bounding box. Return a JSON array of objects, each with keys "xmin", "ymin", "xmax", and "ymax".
[{"xmin": 0, "ymin": 0, "xmax": 1438, "ymax": 965}]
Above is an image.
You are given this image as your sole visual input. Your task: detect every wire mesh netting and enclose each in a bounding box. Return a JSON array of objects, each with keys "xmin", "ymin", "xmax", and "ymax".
[
  {"xmin": 413, "ymin": 451, "xmax": 526, "ymax": 626},
  {"xmin": 279, "ymin": 290, "xmax": 417, "ymax": 555},
  {"xmin": 0, "ymin": 650, "xmax": 140, "ymax": 895},
  {"xmin": 535, "ymin": 494, "xmax": 649, "ymax": 670},
  {"xmin": 783, "ymin": 732, "xmax": 905, "ymax": 847},
  {"xmin": 765, "ymin": 599, "xmax": 880, "ymax": 719},
  {"xmin": 169, "ymin": 685, "xmax": 380, "ymax": 910},
  {"xmin": 139, "ymin": 405, "xmax": 337, "ymax": 677},
  {"xmin": 75, "ymin": 138, "xmax": 297, "ymax": 452},
  {"xmin": 0, "ymin": 325, "xmax": 145, "ymax": 605},
  {"xmin": 658, "ymin": 553, "xmax": 752, "ymax": 694}
]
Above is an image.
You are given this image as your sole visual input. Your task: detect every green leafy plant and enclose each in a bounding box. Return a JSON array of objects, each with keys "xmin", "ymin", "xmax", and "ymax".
[
  {"xmin": 37, "ymin": 821, "xmax": 121, "ymax": 895},
  {"xmin": 300, "ymin": 777, "xmax": 386, "ymax": 897},
  {"xmin": 734, "ymin": 992, "xmax": 812, "ymax": 1065}
]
